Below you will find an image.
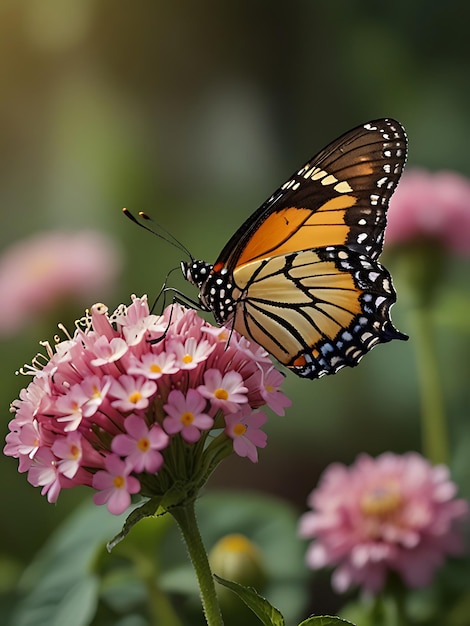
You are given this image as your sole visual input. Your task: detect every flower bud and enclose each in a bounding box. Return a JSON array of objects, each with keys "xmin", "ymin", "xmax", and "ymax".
[{"xmin": 209, "ymin": 533, "xmax": 267, "ymax": 591}]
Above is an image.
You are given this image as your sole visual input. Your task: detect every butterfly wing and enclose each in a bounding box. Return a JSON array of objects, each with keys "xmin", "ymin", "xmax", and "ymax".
[
  {"xmin": 213, "ymin": 119, "xmax": 407, "ymax": 273},
  {"xmin": 231, "ymin": 247, "xmax": 406, "ymax": 378},
  {"xmin": 195, "ymin": 118, "xmax": 407, "ymax": 378}
]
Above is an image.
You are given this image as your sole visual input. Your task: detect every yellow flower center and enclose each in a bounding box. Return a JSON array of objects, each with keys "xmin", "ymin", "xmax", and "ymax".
[
  {"xmin": 137, "ymin": 437, "xmax": 150, "ymax": 452},
  {"xmin": 182, "ymin": 354, "xmax": 193, "ymax": 364},
  {"xmin": 181, "ymin": 411, "xmax": 195, "ymax": 425},
  {"xmin": 91, "ymin": 385, "xmax": 102, "ymax": 399},
  {"xmin": 360, "ymin": 481, "xmax": 402, "ymax": 517},
  {"xmin": 128, "ymin": 391, "xmax": 142, "ymax": 404},
  {"xmin": 150, "ymin": 364, "xmax": 162, "ymax": 373},
  {"xmin": 214, "ymin": 388, "xmax": 229, "ymax": 401},
  {"xmin": 70, "ymin": 444, "xmax": 80, "ymax": 459},
  {"xmin": 233, "ymin": 422, "xmax": 247, "ymax": 437},
  {"xmin": 113, "ymin": 475, "xmax": 125, "ymax": 489},
  {"xmin": 265, "ymin": 384, "xmax": 274, "ymax": 393}
]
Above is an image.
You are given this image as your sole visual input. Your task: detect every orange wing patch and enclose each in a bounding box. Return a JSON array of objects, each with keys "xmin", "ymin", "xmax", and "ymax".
[{"xmin": 235, "ymin": 195, "xmax": 356, "ymax": 268}]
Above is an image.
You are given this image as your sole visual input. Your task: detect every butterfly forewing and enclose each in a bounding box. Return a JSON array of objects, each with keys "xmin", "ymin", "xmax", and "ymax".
[{"xmin": 216, "ymin": 119, "xmax": 407, "ymax": 272}]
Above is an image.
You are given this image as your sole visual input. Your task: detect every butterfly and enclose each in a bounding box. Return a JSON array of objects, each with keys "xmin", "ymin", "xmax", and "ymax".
[{"xmin": 180, "ymin": 118, "xmax": 408, "ymax": 380}]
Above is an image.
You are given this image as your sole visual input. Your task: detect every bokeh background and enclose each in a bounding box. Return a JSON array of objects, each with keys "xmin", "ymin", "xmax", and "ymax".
[{"xmin": 1, "ymin": 0, "xmax": 469, "ymax": 619}]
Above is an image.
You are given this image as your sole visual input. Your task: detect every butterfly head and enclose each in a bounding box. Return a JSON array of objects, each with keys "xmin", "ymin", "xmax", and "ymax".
[{"xmin": 181, "ymin": 259, "xmax": 213, "ymax": 289}]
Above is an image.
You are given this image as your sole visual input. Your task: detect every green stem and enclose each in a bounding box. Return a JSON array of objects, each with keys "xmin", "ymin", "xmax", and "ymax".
[
  {"xmin": 411, "ymin": 305, "xmax": 449, "ymax": 464},
  {"xmin": 170, "ymin": 499, "xmax": 224, "ymax": 626}
]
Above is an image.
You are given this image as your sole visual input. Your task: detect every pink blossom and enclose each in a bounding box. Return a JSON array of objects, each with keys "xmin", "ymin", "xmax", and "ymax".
[
  {"xmin": 112, "ymin": 415, "xmax": 169, "ymax": 473},
  {"xmin": 259, "ymin": 367, "xmax": 292, "ymax": 416},
  {"xmin": 163, "ymin": 389, "xmax": 213, "ymax": 443},
  {"xmin": 80, "ymin": 376, "xmax": 112, "ymax": 417},
  {"xmin": 27, "ymin": 447, "xmax": 62, "ymax": 503},
  {"xmin": 169, "ymin": 337, "xmax": 215, "ymax": 370},
  {"xmin": 90, "ymin": 336, "xmax": 129, "ymax": 366},
  {"xmin": 52, "ymin": 432, "xmax": 82, "ymax": 478},
  {"xmin": 127, "ymin": 352, "xmax": 179, "ymax": 379},
  {"xmin": 109, "ymin": 375, "xmax": 157, "ymax": 412},
  {"xmin": 92, "ymin": 455, "xmax": 141, "ymax": 515},
  {"xmin": 299, "ymin": 452, "xmax": 469, "ymax": 594},
  {"xmin": 386, "ymin": 169, "xmax": 470, "ymax": 256},
  {"xmin": 4, "ymin": 419, "xmax": 41, "ymax": 472},
  {"xmin": 5, "ymin": 296, "xmax": 290, "ymax": 514},
  {"xmin": 0, "ymin": 230, "xmax": 122, "ymax": 337},
  {"xmin": 198, "ymin": 369, "xmax": 248, "ymax": 414},
  {"xmin": 54, "ymin": 383, "xmax": 89, "ymax": 431},
  {"xmin": 224, "ymin": 408, "xmax": 268, "ymax": 463}
]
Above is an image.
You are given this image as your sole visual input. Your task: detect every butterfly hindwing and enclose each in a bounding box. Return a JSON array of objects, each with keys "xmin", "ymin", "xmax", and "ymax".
[{"xmin": 230, "ymin": 247, "xmax": 405, "ymax": 378}]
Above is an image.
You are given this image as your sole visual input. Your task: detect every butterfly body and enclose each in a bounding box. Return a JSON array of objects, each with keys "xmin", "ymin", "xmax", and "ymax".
[{"xmin": 183, "ymin": 119, "xmax": 408, "ymax": 379}]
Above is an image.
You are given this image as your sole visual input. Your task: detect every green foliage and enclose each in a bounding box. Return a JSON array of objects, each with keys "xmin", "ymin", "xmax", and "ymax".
[
  {"xmin": 4, "ymin": 491, "xmax": 309, "ymax": 626},
  {"xmin": 214, "ymin": 575, "xmax": 285, "ymax": 626}
]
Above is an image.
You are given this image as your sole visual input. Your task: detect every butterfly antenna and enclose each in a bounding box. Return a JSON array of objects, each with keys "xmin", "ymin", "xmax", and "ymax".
[{"xmin": 122, "ymin": 208, "xmax": 194, "ymax": 260}]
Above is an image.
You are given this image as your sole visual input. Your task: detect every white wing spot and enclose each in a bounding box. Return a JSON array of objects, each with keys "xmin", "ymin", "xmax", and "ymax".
[
  {"xmin": 334, "ymin": 180, "xmax": 353, "ymax": 193},
  {"xmin": 321, "ymin": 174, "xmax": 339, "ymax": 186}
]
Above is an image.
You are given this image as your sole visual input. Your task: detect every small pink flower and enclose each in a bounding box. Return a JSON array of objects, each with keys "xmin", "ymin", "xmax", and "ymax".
[
  {"xmin": 224, "ymin": 408, "xmax": 267, "ymax": 463},
  {"xmin": 198, "ymin": 369, "xmax": 248, "ymax": 413},
  {"xmin": 52, "ymin": 432, "xmax": 82, "ymax": 478},
  {"xmin": 127, "ymin": 352, "xmax": 179, "ymax": 379},
  {"xmin": 0, "ymin": 230, "xmax": 122, "ymax": 337},
  {"xmin": 80, "ymin": 376, "xmax": 112, "ymax": 417},
  {"xmin": 386, "ymin": 169, "xmax": 470, "ymax": 256},
  {"xmin": 170, "ymin": 337, "xmax": 215, "ymax": 370},
  {"xmin": 55, "ymin": 384, "xmax": 89, "ymax": 431},
  {"xmin": 15, "ymin": 419, "xmax": 42, "ymax": 459},
  {"xmin": 112, "ymin": 414, "xmax": 169, "ymax": 473},
  {"xmin": 109, "ymin": 375, "xmax": 157, "ymax": 412},
  {"xmin": 27, "ymin": 447, "xmax": 62, "ymax": 503},
  {"xmin": 90, "ymin": 336, "xmax": 128, "ymax": 366},
  {"xmin": 163, "ymin": 389, "xmax": 213, "ymax": 443},
  {"xmin": 259, "ymin": 367, "xmax": 292, "ymax": 416},
  {"xmin": 92, "ymin": 454, "xmax": 140, "ymax": 515},
  {"xmin": 298, "ymin": 452, "xmax": 469, "ymax": 594}
]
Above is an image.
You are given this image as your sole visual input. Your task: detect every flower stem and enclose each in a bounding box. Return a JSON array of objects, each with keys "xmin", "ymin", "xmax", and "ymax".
[
  {"xmin": 411, "ymin": 305, "xmax": 449, "ymax": 464},
  {"xmin": 170, "ymin": 499, "xmax": 224, "ymax": 626}
]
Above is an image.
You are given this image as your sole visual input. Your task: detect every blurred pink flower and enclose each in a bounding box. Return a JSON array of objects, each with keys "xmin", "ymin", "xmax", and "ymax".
[
  {"xmin": 386, "ymin": 169, "xmax": 470, "ymax": 255},
  {"xmin": 299, "ymin": 452, "xmax": 468, "ymax": 594},
  {"xmin": 5, "ymin": 297, "xmax": 289, "ymax": 514},
  {"xmin": 0, "ymin": 230, "xmax": 122, "ymax": 337}
]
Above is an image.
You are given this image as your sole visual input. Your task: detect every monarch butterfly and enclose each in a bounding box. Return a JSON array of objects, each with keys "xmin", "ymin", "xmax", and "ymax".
[
  {"xmin": 181, "ymin": 118, "xmax": 408, "ymax": 379},
  {"xmin": 126, "ymin": 118, "xmax": 408, "ymax": 379}
]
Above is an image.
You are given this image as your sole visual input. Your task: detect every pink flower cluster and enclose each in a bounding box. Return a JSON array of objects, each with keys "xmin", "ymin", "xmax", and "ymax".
[
  {"xmin": 299, "ymin": 452, "xmax": 468, "ymax": 594},
  {"xmin": 0, "ymin": 230, "xmax": 122, "ymax": 337},
  {"xmin": 5, "ymin": 296, "xmax": 290, "ymax": 515},
  {"xmin": 386, "ymin": 169, "xmax": 470, "ymax": 256}
]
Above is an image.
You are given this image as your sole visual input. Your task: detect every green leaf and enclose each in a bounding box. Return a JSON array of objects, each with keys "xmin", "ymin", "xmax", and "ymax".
[
  {"xmin": 10, "ymin": 575, "xmax": 99, "ymax": 626},
  {"xmin": 214, "ymin": 574, "xmax": 284, "ymax": 626},
  {"xmin": 298, "ymin": 617, "xmax": 356, "ymax": 626},
  {"xmin": 106, "ymin": 496, "xmax": 162, "ymax": 551},
  {"xmin": 10, "ymin": 502, "xmax": 134, "ymax": 626}
]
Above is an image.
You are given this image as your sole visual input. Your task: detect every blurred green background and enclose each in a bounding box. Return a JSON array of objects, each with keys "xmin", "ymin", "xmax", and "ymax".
[{"xmin": 1, "ymin": 0, "xmax": 469, "ymax": 617}]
